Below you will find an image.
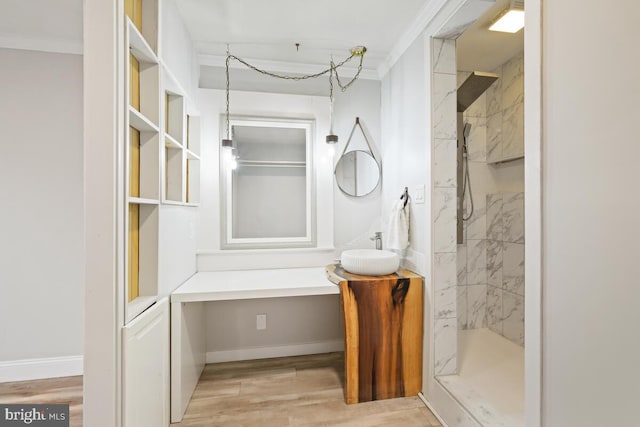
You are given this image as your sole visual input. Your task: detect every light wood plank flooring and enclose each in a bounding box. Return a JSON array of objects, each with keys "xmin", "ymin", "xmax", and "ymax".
[
  {"xmin": 0, "ymin": 352, "xmax": 441, "ymax": 426},
  {"xmin": 0, "ymin": 375, "xmax": 83, "ymax": 426}
]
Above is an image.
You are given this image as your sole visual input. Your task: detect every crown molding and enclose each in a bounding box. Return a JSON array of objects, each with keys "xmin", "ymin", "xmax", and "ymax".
[
  {"xmin": 0, "ymin": 33, "xmax": 82, "ymax": 55},
  {"xmin": 198, "ymin": 54, "xmax": 380, "ymax": 81},
  {"xmin": 376, "ymin": 0, "xmax": 449, "ymax": 79}
]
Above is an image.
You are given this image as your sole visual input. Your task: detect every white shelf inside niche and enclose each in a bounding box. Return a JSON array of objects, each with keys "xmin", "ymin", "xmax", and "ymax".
[
  {"xmin": 128, "ymin": 197, "xmax": 160, "ymax": 205},
  {"xmin": 127, "ymin": 18, "xmax": 158, "ymax": 64},
  {"xmin": 488, "ymin": 154, "xmax": 524, "ymax": 165},
  {"xmin": 165, "ymin": 92, "xmax": 185, "ymax": 144},
  {"xmin": 124, "ymin": 0, "xmax": 158, "ymax": 55},
  {"xmin": 162, "ymin": 200, "xmax": 185, "ymax": 206},
  {"xmin": 165, "ymin": 134, "xmax": 183, "ymax": 149},
  {"xmin": 186, "ymin": 149, "xmax": 199, "ymax": 160},
  {"xmin": 129, "ymin": 106, "xmax": 159, "ymax": 133},
  {"xmin": 127, "ymin": 52, "xmax": 160, "ymax": 126}
]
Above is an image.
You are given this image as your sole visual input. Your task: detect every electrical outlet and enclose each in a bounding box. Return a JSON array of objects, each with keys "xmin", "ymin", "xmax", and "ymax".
[{"xmin": 256, "ymin": 314, "xmax": 267, "ymax": 330}]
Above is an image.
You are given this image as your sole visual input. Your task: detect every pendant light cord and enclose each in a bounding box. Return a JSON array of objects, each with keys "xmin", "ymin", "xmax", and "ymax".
[{"xmin": 223, "ymin": 46, "xmax": 367, "ymax": 146}]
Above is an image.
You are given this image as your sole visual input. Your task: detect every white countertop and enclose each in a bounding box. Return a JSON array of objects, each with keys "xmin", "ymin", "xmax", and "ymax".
[{"xmin": 171, "ymin": 267, "xmax": 339, "ymax": 303}]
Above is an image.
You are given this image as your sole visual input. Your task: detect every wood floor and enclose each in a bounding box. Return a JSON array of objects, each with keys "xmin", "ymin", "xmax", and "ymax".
[
  {"xmin": 0, "ymin": 352, "xmax": 442, "ymax": 426},
  {"xmin": 0, "ymin": 375, "xmax": 83, "ymax": 426}
]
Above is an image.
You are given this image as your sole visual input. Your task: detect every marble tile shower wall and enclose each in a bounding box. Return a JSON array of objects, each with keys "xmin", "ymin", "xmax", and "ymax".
[
  {"xmin": 432, "ymin": 38, "xmax": 458, "ymax": 375},
  {"xmin": 457, "ymin": 192, "xmax": 525, "ymax": 346},
  {"xmin": 487, "ymin": 52, "xmax": 524, "ymax": 163},
  {"xmin": 456, "ymin": 51, "xmax": 525, "ymax": 346},
  {"xmin": 486, "ymin": 192, "xmax": 525, "ymax": 346},
  {"xmin": 456, "ymin": 71, "xmax": 488, "ymax": 334}
]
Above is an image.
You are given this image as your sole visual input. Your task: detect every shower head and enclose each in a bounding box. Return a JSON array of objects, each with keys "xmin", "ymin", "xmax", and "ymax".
[
  {"xmin": 463, "ymin": 123, "xmax": 472, "ymax": 139},
  {"xmin": 457, "ymin": 71, "xmax": 499, "ymax": 112}
]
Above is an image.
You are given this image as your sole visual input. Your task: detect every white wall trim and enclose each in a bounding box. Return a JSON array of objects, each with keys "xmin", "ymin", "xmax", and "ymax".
[
  {"xmin": 198, "ymin": 53, "xmax": 380, "ymax": 81},
  {"xmin": 0, "ymin": 34, "xmax": 82, "ymax": 55},
  {"xmin": 0, "ymin": 356, "xmax": 83, "ymax": 383},
  {"xmin": 524, "ymin": 0, "xmax": 542, "ymax": 425},
  {"xmin": 197, "ymin": 247, "xmax": 336, "ymax": 271},
  {"xmin": 206, "ymin": 340, "xmax": 344, "ymax": 364},
  {"xmin": 377, "ymin": 0, "xmax": 449, "ymax": 78}
]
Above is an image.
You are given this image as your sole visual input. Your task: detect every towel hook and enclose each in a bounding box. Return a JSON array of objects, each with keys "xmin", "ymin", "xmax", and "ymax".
[{"xmin": 400, "ymin": 187, "xmax": 409, "ymax": 208}]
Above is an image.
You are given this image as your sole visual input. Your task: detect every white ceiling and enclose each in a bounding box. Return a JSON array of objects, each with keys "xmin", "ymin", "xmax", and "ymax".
[
  {"xmin": 0, "ymin": 0, "xmax": 522, "ymax": 77},
  {"xmin": 456, "ymin": 0, "xmax": 524, "ymax": 71},
  {"xmin": 174, "ymin": 0, "xmax": 429, "ymax": 72},
  {"xmin": 0, "ymin": 0, "xmax": 82, "ymax": 53}
]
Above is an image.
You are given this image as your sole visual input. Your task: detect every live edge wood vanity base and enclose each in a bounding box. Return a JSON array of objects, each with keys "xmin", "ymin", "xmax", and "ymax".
[{"xmin": 326, "ymin": 264, "xmax": 423, "ymax": 404}]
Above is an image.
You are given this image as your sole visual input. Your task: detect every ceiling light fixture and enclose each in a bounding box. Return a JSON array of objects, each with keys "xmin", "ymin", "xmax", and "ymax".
[
  {"xmin": 221, "ymin": 45, "xmax": 367, "ymax": 155},
  {"xmin": 489, "ymin": 0, "xmax": 525, "ymax": 33}
]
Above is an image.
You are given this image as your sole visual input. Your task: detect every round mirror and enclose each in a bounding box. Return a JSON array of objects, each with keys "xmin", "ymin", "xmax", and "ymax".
[{"xmin": 334, "ymin": 150, "xmax": 381, "ymax": 197}]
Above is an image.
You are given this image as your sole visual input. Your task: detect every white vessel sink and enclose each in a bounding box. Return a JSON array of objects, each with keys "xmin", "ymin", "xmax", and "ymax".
[{"xmin": 340, "ymin": 249, "xmax": 400, "ymax": 276}]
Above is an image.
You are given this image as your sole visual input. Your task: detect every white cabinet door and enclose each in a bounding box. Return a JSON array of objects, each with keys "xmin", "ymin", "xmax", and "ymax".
[{"xmin": 123, "ymin": 297, "xmax": 169, "ymax": 427}]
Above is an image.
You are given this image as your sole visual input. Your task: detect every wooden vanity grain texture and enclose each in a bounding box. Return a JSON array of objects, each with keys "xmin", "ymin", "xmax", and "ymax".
[{"xmin": 326, "ymin": 264, "xmax": 423, "ymax": 404}]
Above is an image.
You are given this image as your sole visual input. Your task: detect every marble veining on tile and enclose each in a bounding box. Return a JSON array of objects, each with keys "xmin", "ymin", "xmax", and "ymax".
[
  {"xmin": 503, "ymin": 242, "xmax": 525, "ymax": 296},
  {"xmin": 466, "ymin": 239, "xmax": 487, "ymax": 285},
  {"xmin": 435, "ymin": 252, "xmax": 457, "ymax": 319},
  {"xmin": 501, "ymin": 51, "xmax": 524, "ymax": 109},
  {"xmin": 435, "ymin": 252, "xmax": 457, "ymax": 291},
  {"xmin": 465, "ymin": 193, "xmax": 487, "ymax": 240},
  {"xmin": 487, "ymin": 285, "xmax": 504, "ymax": 334},
  {"xmin": 433, "ymin": 187, "xmax": 457, "ymax": 253},
  {"xmin": 485, "ymin": 74, "xmax": 502, "ymax": 117},
  {"xmin": 432, "ymin": 38, "xmax": 456, "ymax": 74},
  {"xmin": 502, "ymin": 192, "xmax": 524, "ymax": 243},
  {"xmin": 486, "ymin": 193, "xmax": 503, "ymax": 241},
  {"xmin": 486, "ymin": 112, "xmax": 502, "ymax": 163},
  {"xmin": 465, "ymin": 115, "xmax": 487, "ymax": 162},
  {"xmin": 487, "ymin": 239, "xmax": 503, "ymax": 287},
  {"xmin": 464, "ymin": 92, "xmax": 486, "ymax": 119},
  {"xmin": 434, "ymin": 318, "xmax": 457, "ymax": 375},
  {"xmin": 436, "ymin": 287, "xmax": 457, "ymax": 319},
  {"xmin": 502, "ymin": 292, "xmax": 525, "ymax": 346},
  {"xmin": 432, "ymin": 73, "xmax": 457, "ymax": 139},
  {"xmin": 467, "ymin": 285, "xmax": 487, "ymax": 329},
  {"xmin": 457, "ymin": 243, "xmax": 467, "ymax": 286},
  {"xmin": 457, "ymin": 285, "xmax": 468, "ymax": 330},
  {"xmin": 433, "ymin": 139, "xmax": 457, "ymax": 188},
  {"xmin": 502, "ymin": 101, "xmax": 524, "ymax": 159}
]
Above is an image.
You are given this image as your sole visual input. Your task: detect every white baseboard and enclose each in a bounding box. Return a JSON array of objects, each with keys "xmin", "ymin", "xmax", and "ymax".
[
  {"xmin": 0, "ymin": 355, "xmax": 83, "ymax": 383},
  {"xmin": 206, "ymin": 340, "xmax": 344, "ymax": 364}
]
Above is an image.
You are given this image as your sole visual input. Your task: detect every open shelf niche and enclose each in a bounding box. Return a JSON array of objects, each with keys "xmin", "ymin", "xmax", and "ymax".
[
  {"xmin": 124, "ymin": 0, "xmax": 158, "ymax": 54},
  {"xmin": 160, "ymin": 68, "xmax": 201, "ymax": 206},
  {"xmin": 125, "ymin": 0, "xmax": 160, "ymax": 321},
  {"xmin": 185, "ymin": 111, "xmax": 201, "ymax": 205}
]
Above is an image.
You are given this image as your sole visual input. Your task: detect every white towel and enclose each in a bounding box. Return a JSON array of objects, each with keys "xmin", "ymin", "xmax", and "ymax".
[{"xmin": 386, "ymin": 200, "xmax": 410, "ymax": 250}]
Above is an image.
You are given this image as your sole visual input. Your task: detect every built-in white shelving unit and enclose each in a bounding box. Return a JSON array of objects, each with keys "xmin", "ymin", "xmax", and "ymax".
[
  {"xmin": 123, "ymin": 1, "xmax": 195, "ymax": 424},
  {"xmin": 161, "ymin": 68, "xmax": 201, "ymax": 205},
  {"xmin": 123, "ymin": 0, "xmax": 201, "ymax": 322}
]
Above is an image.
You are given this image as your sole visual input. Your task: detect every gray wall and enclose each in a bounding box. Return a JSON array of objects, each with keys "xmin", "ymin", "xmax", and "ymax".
[
  {"xmin": 0, "ymin": 48, "xmax": 84, "ymax": 362},
  {"xmin": 542, "ymin": 0, "xmax": 640, "ymax": 424}
]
